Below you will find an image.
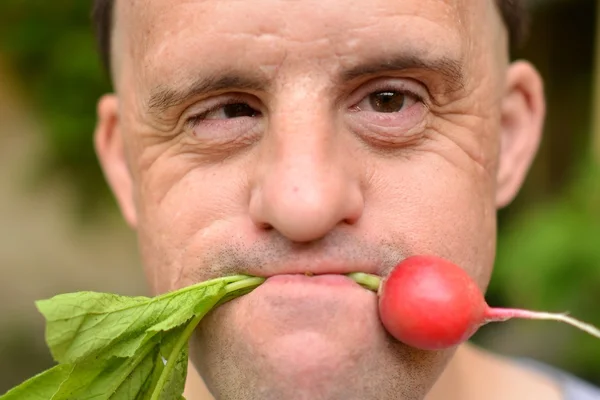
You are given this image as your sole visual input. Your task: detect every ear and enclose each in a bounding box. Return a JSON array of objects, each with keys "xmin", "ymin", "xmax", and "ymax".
[
  {"xmin": 94, "ymin": 94, "xmax": 138, "ymax": 228},
  {"xmin": 495, "ymin": 61, "xmax": 546, "ymax": 208}
]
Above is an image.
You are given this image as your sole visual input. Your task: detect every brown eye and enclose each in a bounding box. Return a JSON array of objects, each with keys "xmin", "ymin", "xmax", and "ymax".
[
  {"xmin": 353, "ymin": 89, "xmax": 419, "ymax": 115},
  {"xmin": 368, "ymin": 91, "xmax": 406, "ymax": 113}
]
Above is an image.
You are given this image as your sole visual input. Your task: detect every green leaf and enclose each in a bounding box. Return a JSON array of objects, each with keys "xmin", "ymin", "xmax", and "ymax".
[
  {"xmin": 18, "ymin": 327, "xmax": 190, "ymax": 400},
  {"xmin": 144, "ymin": 308, "xmax": 218, "ymax": 400},
  {"xmin": 137, "ymin": 324, "xmax": 189, "ymax": 400},
  {"xmin": 49, "ymin": 337, "xmax": 159, "ymax": 400},
  {"xmin": 154, "ymin": 327, "xmax": 190, "ymax": 400},
  {"xmin": 155, "ymin": 345, "xmax": 188, "ymax": 400},
  {"xmin": 140, "ymin": 353, "xmax": 166, "ymax": 400},
  {"xmin": 108, "ymin": 349, "xmax": 157, "ymax": 400},
  {"xmin": 36, "ymin": 280, "xmax": 229, "ymax": 364},
  {"xmin": 0, "ymin": 364, "xmax": 71, "ymax": 400},
  {"xmin": 0, "ymin": 275, "xmax": 264, "ymax": 400}
]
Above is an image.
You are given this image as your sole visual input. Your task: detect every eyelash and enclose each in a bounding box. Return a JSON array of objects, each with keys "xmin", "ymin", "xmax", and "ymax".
[
  {"xmin": 185, "ymin": 95, "xmax": 255, "ymax": 128},
  {"xmin": 349, "ymin": 80, "xmax": 427, "ymax": 110}
]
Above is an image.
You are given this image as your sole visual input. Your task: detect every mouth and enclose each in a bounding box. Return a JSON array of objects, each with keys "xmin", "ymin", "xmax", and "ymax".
[
  {"xmin": 222, "ymin": 258, "xmax": 388, "ymax": 295},
  {"xmin": 265, "ymin": 273, "xmax": 359, "ymax": 286},
  {"xmin": 261, "ymin": 272, "xmax": 382, "ymax": 293},
  {"xmin": 240, "ymin": 259, "xmax": 384, "ymax": 280}
]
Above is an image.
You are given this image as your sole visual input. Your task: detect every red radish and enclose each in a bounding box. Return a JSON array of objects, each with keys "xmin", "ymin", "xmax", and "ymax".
[{"xmin": 377, "ymin": 255, "xmax": 600, "ymax": 351}]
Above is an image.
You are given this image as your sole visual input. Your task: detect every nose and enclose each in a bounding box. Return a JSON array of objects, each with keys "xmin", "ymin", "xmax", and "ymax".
[{"xmin": 248, "ymin": 108, "xmax": 364, "ymax": 243}]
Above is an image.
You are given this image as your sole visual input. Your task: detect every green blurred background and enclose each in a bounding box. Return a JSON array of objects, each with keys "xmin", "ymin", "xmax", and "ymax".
[{"xmin": 0, "ymin": 0, "xmax": 598, "ymax": 393}]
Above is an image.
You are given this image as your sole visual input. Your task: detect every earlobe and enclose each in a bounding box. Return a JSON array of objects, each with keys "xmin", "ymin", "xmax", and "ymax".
[
  {"xmin": 495, "ymin": 61, "xmax": 546, "ymax": 208},
  {"xmin": 94, "ymin": 94, "xmax": 138, "ymax": 228}
]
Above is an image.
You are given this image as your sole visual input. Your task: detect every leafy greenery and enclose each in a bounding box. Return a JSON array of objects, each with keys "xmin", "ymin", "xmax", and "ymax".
[{"xmin": 0, "ymin": 276, "xmax": 265, "ymax": 399}]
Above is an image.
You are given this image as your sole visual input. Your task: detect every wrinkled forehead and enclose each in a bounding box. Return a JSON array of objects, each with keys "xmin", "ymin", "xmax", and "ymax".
[{"xmin": 112, "ymin": 0, "xmax": 505, "ymax": 91}]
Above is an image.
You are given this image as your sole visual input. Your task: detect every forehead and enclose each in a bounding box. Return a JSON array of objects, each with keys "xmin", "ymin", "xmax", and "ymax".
[{"xmin": 114, "ymin": 0, "xmax": 499, "ymax": 90}]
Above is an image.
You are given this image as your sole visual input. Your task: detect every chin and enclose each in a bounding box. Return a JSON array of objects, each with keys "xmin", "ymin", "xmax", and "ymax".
[{"xmin": 189, "ymin": 279, "xmax": 452, "ymax": 400}]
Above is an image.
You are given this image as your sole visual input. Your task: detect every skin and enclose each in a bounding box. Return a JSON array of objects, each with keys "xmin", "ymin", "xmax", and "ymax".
[{"xmin": 93, "ymin": 0, "xmax": 552, "ymax": 398}]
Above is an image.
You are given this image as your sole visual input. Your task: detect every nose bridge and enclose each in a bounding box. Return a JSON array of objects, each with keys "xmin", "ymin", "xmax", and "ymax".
[
  {"xmin": 249, "ymin": 93, "xmax": 363, "ymax": 242},
  {"xmin": 273, "ymin": 107, "xmax": 335, "ymax": 192},
  {"xmin": 269, "ymin": 102, "xmax": 346, "ymax": 214}
]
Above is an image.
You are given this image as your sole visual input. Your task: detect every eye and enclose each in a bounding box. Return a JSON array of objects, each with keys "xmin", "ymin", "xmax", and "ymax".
[
  {"xmin": 354, "ymin": 90, "xmax": 419, "ymax": 113},
  {"xmin": 191, "ymin": 102, "xmax": 261, "ymax": 124},
  {"xmin": 184, "ymin": 96, "xmax": 263, "ymax": 143},
  {"xmin": 346, "ymin": 81, "xmax": 428, "ymax": 140},
  {"xmin": 203, "ymin": 103, "xmax": 260, "ymax": 120}
]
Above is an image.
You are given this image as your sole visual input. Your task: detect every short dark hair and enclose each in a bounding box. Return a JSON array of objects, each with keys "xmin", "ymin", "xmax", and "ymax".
[{"xmin": 92, "ymin": 0, "xmax": 529, "ymax": 77}]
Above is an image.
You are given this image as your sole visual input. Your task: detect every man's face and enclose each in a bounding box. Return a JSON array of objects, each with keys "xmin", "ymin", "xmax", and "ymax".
[{"xmin": 95, "ymin": 0, "xmax": 545, "ymax": 398}]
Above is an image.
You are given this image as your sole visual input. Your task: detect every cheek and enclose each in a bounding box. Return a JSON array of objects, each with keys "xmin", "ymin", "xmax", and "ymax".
[
  {"xmin": 366, "ymin": 150, "xmax": 497, "ymax": 288},
  {"xmin": 135, "ymin": 155, "xmax": 248, "ymax": 294}
]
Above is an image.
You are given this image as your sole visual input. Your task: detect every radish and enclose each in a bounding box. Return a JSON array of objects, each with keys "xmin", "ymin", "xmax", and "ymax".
[{"xmin": 352, "ymin": 255, "xmax": 600, "ymax": 351}]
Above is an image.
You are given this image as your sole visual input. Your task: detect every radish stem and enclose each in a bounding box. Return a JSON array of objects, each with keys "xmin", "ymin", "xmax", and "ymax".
[
  {"xmin": 224, "ymin": 277, "xmax": 266, "ymax": 295},
  {"xmin": 214, "ymin": 277, "xmax": 266, "ymax": 307},
  {"xmin": 485, "ymin": 308, "xmax": 600, "ymax": 339},
  {"xmin": 346, "ymin": 272, "xmax": 381, "ymax": 292}
]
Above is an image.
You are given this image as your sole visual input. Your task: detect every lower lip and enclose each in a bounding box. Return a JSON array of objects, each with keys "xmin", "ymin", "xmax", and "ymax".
[{"xmin": 264, "ymin": 274, "xmax": 360, "ymax": 287}]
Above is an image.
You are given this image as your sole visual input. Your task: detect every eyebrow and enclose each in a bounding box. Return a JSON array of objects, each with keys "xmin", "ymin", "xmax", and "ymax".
[
  {"xmin": 340, "ymin": 53, "xmax": 465, "ymax": 93},
  {"xmin": 146, "ymin": 53, "xmax": 465, "ymax": 114},
  {"xmin": 147, "ymin": 74, "xmax": 268, "ymax": 114}
]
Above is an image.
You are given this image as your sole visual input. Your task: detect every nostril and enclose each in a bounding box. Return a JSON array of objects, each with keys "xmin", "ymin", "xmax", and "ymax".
[
  {"xmin": 343, "ymin": 217, "xmax": 357, "ymax": 225},
  {"xmin": 257, "ymin": 221, "xmax": 274, "ymax": 230}
]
